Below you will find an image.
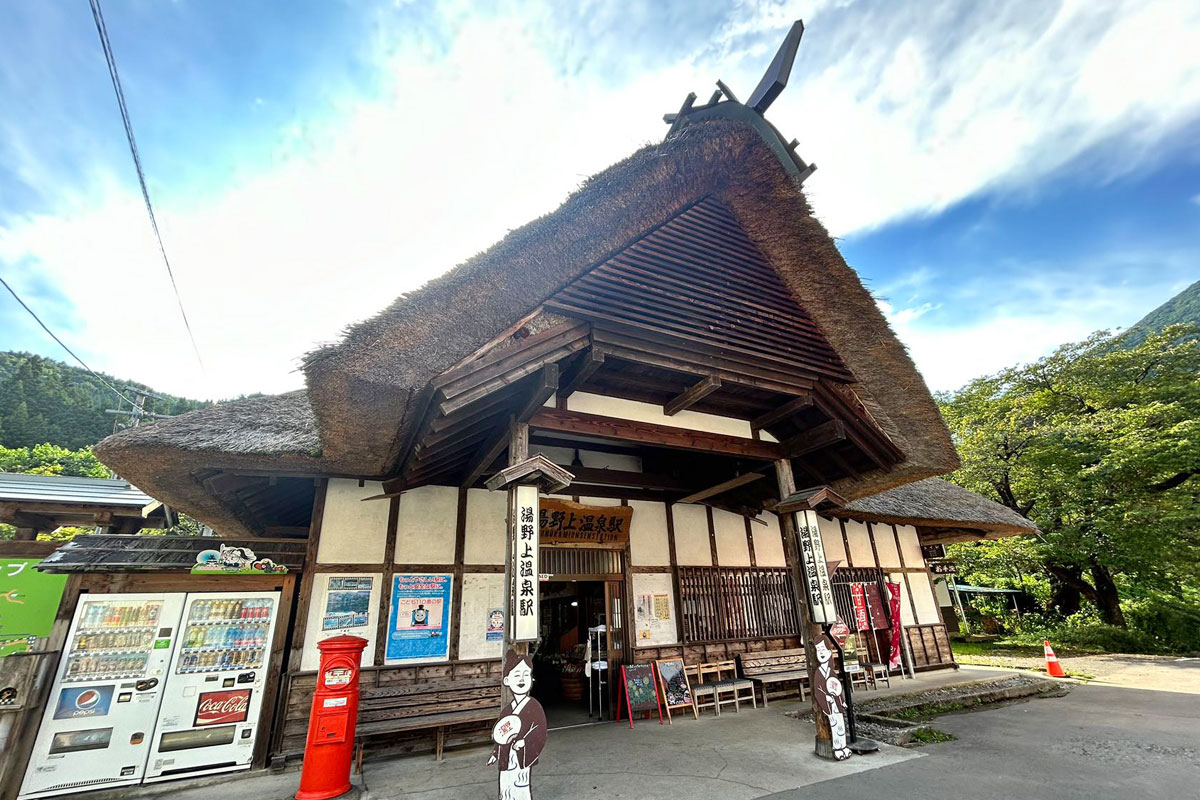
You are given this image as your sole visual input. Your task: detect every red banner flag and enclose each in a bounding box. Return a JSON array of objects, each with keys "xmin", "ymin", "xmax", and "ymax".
[
  {"xmin": 850, "ymin": 583, "xmax": 870, "ymax": 632},
  {"xmin": 886, "ymin": 582, "xmax": 903, "ymax": 670}
]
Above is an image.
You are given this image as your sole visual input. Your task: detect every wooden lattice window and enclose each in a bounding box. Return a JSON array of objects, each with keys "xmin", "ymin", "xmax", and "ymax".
[{"xmin": 677, "ymin": 567, "xmax": 799, "ymax": 643}]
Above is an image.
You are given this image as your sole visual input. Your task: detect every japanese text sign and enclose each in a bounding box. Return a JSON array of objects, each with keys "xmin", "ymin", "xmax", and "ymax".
[
  {"xmin": 513, "ymin": 485, "xmax": 539, "ymax": 642},
  {"xmin": 793, "ymin": 511, "xmax": 836, "ymax": 624},
  {"xmin": 539, "ymin": 498, "xmax": 631, "ymax": 548}
]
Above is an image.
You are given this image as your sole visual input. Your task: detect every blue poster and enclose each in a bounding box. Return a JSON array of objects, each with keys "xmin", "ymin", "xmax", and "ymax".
[
  {"xmin": 54, "ymin": 686, "xmax": 113, "ymax": 720},
  {"xmin": 385, "ymin": 574, "xmax": 453, "ymax": 663}
]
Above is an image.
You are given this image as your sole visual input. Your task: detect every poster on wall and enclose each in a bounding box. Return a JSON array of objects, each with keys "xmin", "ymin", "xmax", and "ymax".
[
  {"xmin": 322, "ymin": 577, "xmax": 374, "ymax": 631},
  {"xmin": 486, "ymin": 608, "xmax": 505, "ymax": 642},
  {"xmin": 1, "ymin": 558, "xmax": 68, "ymax": 657},
  {"xmin": 386, "ymin": 574, "xmax": 453, "ymax": 663}
]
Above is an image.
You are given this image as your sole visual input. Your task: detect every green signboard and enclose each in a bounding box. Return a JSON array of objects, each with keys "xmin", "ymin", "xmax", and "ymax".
[{"xmin": 0, "ymin": 558, "xmax": 67, "ymax": 657}]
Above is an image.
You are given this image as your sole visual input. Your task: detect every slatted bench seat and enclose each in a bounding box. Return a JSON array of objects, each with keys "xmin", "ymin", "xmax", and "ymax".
[
  {"xmin": 738, "ymin": 648, "xmax": 810, "ymax": 707},
  {"xmin": 353, "ymin": 676, "xmax": 501, "ymax": 768}
]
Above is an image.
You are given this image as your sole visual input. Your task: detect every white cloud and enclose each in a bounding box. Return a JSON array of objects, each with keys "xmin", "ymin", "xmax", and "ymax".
[{"xmin": 2, "ymin": 0, "xmax": 1199, "ymax": 399}]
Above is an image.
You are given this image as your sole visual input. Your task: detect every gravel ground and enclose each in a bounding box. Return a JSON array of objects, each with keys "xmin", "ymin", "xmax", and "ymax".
[{"xmin": 955, "ymin": 652, "xmax": 1200, "ymax": 692}]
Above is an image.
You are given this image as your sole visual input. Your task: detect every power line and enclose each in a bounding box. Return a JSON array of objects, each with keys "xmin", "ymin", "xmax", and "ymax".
[
  {"xmin": 0, "ymin": 274, "xmax": 139, "ymax": 408},
  {"xmin": 87, "ymin": 0, "xmax": 205, "ymax": 373}
]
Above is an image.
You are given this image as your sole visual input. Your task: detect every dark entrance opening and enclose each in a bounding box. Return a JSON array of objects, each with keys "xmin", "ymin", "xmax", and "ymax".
[{"xmin": 532, "ymin": 580, "xmax": 608, "ymax": 729}]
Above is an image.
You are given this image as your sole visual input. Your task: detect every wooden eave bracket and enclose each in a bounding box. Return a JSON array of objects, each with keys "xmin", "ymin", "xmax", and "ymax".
[
  {"xmin": 774, "ymin": 484, "xmax": 847, "ymax": 513},
  {"xmin": 484, "ymin": 455, "xmax": 575, "ymax": 493}
]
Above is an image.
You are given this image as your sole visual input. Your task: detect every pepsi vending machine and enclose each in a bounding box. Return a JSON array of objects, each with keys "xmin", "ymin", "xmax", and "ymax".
[{"xmin": 20, "ymin": 593, "xmax": 185, "ymax": 797}]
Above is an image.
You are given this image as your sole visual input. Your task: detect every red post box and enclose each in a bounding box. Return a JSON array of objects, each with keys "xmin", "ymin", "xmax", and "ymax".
[{"xmin": 296, "ymin": 635, "xmax": 368, "ymax": 800}]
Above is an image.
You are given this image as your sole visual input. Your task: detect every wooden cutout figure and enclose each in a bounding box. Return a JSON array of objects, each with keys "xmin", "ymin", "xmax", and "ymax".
[
  {"xmin": 489, "ymin": 651, "xmax": 547, "ymax": 800},
  {"xmin": 812, "ymin": 638, "xmax": 851, "ymax": 760}
]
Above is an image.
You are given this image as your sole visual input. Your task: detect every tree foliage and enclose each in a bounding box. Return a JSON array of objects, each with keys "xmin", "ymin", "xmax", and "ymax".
[
  {"xmin": 940, "ymin": 324, "xmax": 1200, "ymax": 626},
  {"xmin": 0, "ymin": 443, "xmax": 110, "ymax": 477},
  {"xmin": 0, "ymin": 352, "xmax": 205, "ymax": 450}
]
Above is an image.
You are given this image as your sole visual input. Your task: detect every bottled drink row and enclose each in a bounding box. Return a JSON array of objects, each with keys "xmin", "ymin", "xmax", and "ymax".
[
  {"xmin": 72, "ymin": 629, "xmax": 155, "ymax": 652},
  {"xmin": 178, "ymin": 646, "xmax": 265, "ymax": 673},
  {"xmin": 79, "ymin": 601, "xmax": 161, "ymax": 630},
  {"xmin": 64, "ymin": 652, "xmax": 149, "ymax": 681},
  {"xmin": 190, "ymin": 598, "xmax": 273, "ymax": 622},
  {"xmin": 183, "ymin": 624, "xmax": 270, "ymax": 649}
]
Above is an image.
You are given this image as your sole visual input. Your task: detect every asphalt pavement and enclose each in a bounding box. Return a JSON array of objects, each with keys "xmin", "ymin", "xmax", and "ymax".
[{"xmin": 773, "ymin": 680, "xmax": 1200, "ymax": 800}]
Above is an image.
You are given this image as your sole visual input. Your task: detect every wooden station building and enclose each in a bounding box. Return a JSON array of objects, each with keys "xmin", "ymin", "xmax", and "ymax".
[{"xmin": 59, "ymin": 82, "xmax": 1037, "ymax": 768}]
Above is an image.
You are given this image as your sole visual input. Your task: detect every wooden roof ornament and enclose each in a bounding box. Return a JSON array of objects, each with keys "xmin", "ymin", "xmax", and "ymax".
[
  {"xmin": 774, "ymin": 485, "xmax": 849, "ymax": 513},
  {"xmin": 483, "ymin": 455, "xmax": 574, "ymax": 493}
]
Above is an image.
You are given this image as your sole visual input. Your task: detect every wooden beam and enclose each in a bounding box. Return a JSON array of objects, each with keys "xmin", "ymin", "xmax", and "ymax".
[
  {"xmin": 558, "ymin": 347, "xmax": 605, "ymax": 400},
  {"xmin": 781, "ymin": 419, "xmax": 845, "ymax": 458},
  {"xmin": 677, "ymin": 471, "xmax": 766, "ymax": 505},
  {"xmin": 566, "ymin": 467, "xmax": 689, "ymax": 492},
  {"xmin": 528, "ymin": 407, "xmax": 782, "ymax": 460},
  {"xmin": 664, "ymin": 375, "xmax": 721, "ymax": 416},
  {"xmin": 751, "ymin": 393, "xmax": 813, "ymax": 431},
  {"xmin": 462, "ymin": 366, "xmax": 558, "ymax": 487},
  {"xmin": 439, "ymin": 340, "xmax": 584, "ymax": 417}
]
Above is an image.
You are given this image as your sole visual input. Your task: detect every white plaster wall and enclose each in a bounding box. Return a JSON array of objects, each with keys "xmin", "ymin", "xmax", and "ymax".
[
  {"xmin": 910, "ymin": 575, "xmax": 942, "ymax": 624},
  {"xmin": 633, "ymin": 573, "xmax": 678, "ymax": 647},
  {"xmin": 300, "ymin": 572, "xmax": 381, "ymax": 670},
  {"xmin": 934, "ymin": 577, "xmax": 952, "ymax": 606},
  {"xmin": 671, "ymin": 504, "xmax": 711, "ymax": 566},
  {"xmin": 871, "ymin": 523, "xmax": 902, "ymax": 569},
  {"xmin": 577, "ymin": 496, "xmax": 623, "ymax": 508},
  {"xmin": 464, "ymin": 489, "xmax": 508, "ymax": 565},
  {"xmin": 816, "ymin": 516, "xmax": 847, "ymax": 566},
  {"xmin": 843, "ymin": 519, "xmax": 876, "ymax": 567},
  {"xmin": 713, "ymin": 509, "xmax": 750, "ymax": 566},
  {"xmin": 893, "ymin": 574, "xmax": 917, "ymax": 626},
  {"xmin": 567, "ymin": 392, "xmax": 752, "ymax": 438},
  {"xmin": 752, "ymin": 512, "xmax": 786, "ymax": 567},
  {"xmin": 457, "ymin": 573, "xmax": 507, "ymax": 661},
  {"xmin": 896, "ymin": 525, "xmax": 925, "ymax": 568},
  {"xmin": 628, "ymin": 500, "xmax": 670, "ymax": 566},
  {"xmin": 317, "ymin": 479, "xmax": 390, "ymax": 564},
  {"xmin": 394, "ymin": 485, "xmax": 458, "ymax": 564}
]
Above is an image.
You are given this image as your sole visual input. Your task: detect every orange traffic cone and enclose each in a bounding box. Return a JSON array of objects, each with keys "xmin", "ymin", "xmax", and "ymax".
[{"xmin": 1043, "ymin": 640, "xmax": 1066, "ymax": 677}]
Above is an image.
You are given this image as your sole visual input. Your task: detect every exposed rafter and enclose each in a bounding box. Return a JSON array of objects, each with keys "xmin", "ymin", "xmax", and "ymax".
[{"xmin": 664, "ymin": 375, "xmax": 721, "ymax": 416}]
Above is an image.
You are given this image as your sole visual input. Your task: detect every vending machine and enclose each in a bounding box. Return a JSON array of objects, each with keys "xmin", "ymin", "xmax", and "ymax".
[
  {"xmin": 144, "ymin": 591, "xmax": 280, "ymax": 781},
  {"xmin": 20, "ymin": 593, "xmax": 185, "ymax": 798}
]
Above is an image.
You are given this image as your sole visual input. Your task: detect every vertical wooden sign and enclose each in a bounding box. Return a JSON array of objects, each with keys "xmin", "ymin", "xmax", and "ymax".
[
  {"xmin": 513, "ymin": 484, "xmax": 540, "ymax": 642},
  {"xmin": 794, "ymin": 509, "xmax": 837, "ymax": 624}
]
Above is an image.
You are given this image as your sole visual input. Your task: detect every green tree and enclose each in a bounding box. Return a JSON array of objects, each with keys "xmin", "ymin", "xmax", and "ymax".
[
  {"xmin": 940, "ymin": 324, "xmax": 1200, "ymax": 626},
  {"xmin": 0, "ymin": 444, "xmax": 109, "ymax": 478}
]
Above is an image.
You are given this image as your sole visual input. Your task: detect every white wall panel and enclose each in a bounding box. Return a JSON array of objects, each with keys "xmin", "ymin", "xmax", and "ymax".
[
  {"xmin": 633, "ymin": 573, "xmax": 678, "ymax": 647},
  {"xmin": 457, "ymin": 573, "xmax": 507, "ymax": 661},
  {"xmin": 713, "ymin": 509, "xmax": 751, "ymax": 566},
  {"xmin": 672, "ymin": 504, "xmax": 711, "ymax": 566},
  {"xmin": 628, "ymin": 500, "xmax": 670, "ymax": 566},
  {"xmin": 394, "ymin": 485, "xmax": 458, "ymax": 564},
  {"xmin": 871, "ymin": 523, "xmax": 902, "ymax": 569},
  {"xmin": 317, "ymin": 479, "xmax": 389, "ymax": 564},
  {"xmin": 567, "ymin": 392, "xmax": 752, "ymax": 438},
  {"xmin": 464, "ymin": 488, "xmax": 508, "ymax": 565},
  {"xmin": 817, "ymin": 516, "xmax": 846, "ymax": 566},
  {"xmin": 752, "ymin": 512, "xmax": 786, "ymax": 567},
  {"xmin": 843, "ymin": 519, "xmax": 876, "ymax": 567}
]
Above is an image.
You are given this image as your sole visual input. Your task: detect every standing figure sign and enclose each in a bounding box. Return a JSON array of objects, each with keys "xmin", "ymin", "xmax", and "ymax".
[
  {"xmin": 812, "ymin": 638, "xmax": 851, "ymax": 760},
  {"xmin": 489, "ymin": 651, "xmax": 547, "ymax": 800}
]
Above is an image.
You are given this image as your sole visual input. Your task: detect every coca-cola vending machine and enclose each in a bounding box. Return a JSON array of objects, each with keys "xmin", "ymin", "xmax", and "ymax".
[{"xmin": 143, "ymin": 591, "xmax": 280, "ymax": 782}]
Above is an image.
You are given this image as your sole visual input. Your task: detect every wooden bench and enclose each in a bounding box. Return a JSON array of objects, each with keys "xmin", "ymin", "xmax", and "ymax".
[
  {"xmin": 353, "ymin": 676, "xmax": 501, "ymax": 768},
  {"xmin": 738, "ymin": 648, "xmax": 810, "ymax": 707}
]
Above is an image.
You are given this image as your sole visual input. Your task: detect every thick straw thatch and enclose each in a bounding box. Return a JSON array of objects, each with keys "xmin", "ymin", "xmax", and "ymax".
[
  {"xmin": 837, "ymin": 478, "xmax": 1038, "ymax": 537},
  {"xmin": 98, "ymin": 113, "xmax": 960, "ymax": 536},
  {"xmin": 95, "ymin": 391, "xmax": 323, "ymax": 535},
  {"xmin": 302, "ymin": 117, "xmax": 958, "ymax": 489}
]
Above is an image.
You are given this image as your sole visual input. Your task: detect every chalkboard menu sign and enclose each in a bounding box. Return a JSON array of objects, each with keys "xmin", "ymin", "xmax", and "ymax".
[
  {"xmin": 618, "ymin": 664, "xmax": 663, "ymax": 728},
  {"xmin": 654, "ymin": 658, "xmax": 698, "ymax": 722}
]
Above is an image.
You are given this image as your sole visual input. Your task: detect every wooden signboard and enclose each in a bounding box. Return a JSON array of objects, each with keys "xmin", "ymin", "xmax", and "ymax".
[
  {"xmin": 539, "ymin": 498, "xmax": 632, "ymax": 548},
  {"xmin": 654, "ymin": 658, "xmax": 697, "ymax": 723},
  {"xmin": 617, "ymin": 664, "xmax": 663, "ymax": 728}
]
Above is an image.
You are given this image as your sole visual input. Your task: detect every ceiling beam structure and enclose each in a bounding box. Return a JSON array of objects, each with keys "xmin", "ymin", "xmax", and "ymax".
[
  {"xmin": 664, "ymin": 375, "xmax": 721, "ymax": 416},
  {"xmin": 676, "ymin": 471, "xmax": 766, "ymax": 505},
  {"xmin": 462, "ymin": 364, "xmax": 560, "ymax": 488}
]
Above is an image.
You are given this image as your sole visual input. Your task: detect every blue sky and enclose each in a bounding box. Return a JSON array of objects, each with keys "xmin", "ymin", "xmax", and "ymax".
[{"xmin": 1, "ymin": 0, "xmax": 1197, "ymax": 400}]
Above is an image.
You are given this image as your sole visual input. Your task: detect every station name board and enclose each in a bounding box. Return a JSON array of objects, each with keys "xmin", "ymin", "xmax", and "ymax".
[{"xmin": 539, "ymin": 499, "xmax": 632, "ymax": 548}]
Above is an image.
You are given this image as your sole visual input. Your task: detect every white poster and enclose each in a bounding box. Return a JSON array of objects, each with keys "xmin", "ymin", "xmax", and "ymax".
[
  {"xmin": 795, "ymin": 510, "xmax": 837, "ymax": 624},
  {"xmin": 301, "ymin": 572, "xmax": 381, "ymax": 670}
]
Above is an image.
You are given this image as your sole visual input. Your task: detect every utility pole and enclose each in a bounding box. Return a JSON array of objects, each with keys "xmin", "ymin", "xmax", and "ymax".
[{"xmin": 105, "ymin": 387, "xmax": 173, "ymax": 434}]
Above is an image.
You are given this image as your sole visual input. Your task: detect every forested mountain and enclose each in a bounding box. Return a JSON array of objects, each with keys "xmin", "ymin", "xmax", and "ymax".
[
  {"xmin": 0, "ymin": 352, "xmax": 207, "ymax": 449},
  {"xmin": 1122, "ymin": 280, "xmax": 1200, "ymax": 346}
]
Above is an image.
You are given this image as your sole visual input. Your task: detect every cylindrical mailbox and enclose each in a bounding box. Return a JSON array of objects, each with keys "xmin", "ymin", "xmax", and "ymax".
[{"xmin": 296, "ymin": 635, "xmax": 368, "ymax": 800}]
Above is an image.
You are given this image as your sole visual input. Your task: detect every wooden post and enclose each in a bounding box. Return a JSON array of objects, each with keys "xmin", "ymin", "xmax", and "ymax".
[
  {"xmin": 774, "ymin": 459, "xmax": 836, "ymax": 760},
  {"xmin": 501, "ymin": 417, "xmax": 530, "ymax": 706}
]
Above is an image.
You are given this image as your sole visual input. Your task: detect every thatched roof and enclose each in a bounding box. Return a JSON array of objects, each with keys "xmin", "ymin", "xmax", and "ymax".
[
  {"xmin": 97, "ymin": 111, "xmax": 959, "ymax": 535},
  {"xmin": 95, "ymin": 391, "xmax": 323, "ymax": 535},
  {"xmin": 836, "ymin": 478, "xmax": 1038, "ymax": 538},
  {"xmin": 301, "ymin": 115, "xmax": 957, "ymax": 489}
]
